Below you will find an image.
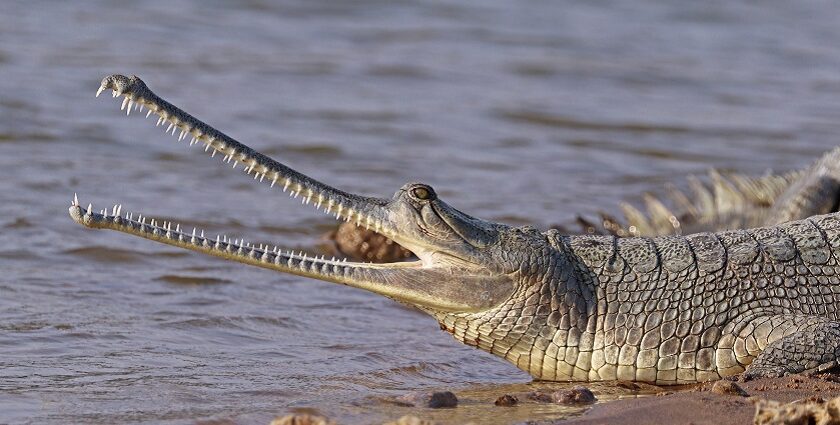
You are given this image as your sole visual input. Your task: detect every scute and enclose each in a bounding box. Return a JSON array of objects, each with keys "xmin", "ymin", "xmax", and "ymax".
[
  {"xmin": 657, "ymin": 236, "xmax": 694, "ymax": 274},
  {"xmin": 570, "ymin": 235, "xmax": 615, "ymax": 268},
  {"xmin": 685, "ymin": 233, "xmax": 725, "ymax": 273},
  {"xmin": 813, "ymin": 214, "xmax": 840, "ymax": 249},
  {"xmin": 751, "ymin": 227, "xmax": 796, "ymax": 263},
  {"xmin": 780, "ymin": 220, "xmax": 829, "ymax": 265},
  {"xmin": 616, "ymin": 237, "xmax": 659, "ymax": 273},
  {"xmin": 718, "ymin": 230, "xmax": 759, "ymax": 265}
]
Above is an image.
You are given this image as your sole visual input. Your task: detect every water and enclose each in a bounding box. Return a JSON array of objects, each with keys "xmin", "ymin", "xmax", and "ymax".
[{"xmin": 3, "ymin": 0, "xmax": 840, "ymax": 423}]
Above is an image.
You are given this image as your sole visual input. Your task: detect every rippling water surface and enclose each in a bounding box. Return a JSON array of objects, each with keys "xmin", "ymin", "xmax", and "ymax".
[{"xmin": 3, "ymin": 1, "xmax": 840, "ymax": 423}]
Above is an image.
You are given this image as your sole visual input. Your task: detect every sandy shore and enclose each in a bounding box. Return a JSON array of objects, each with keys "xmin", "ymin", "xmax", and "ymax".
[{"xmin": 563, "ymin": 374, "xmax": 840, "ymax": 425}]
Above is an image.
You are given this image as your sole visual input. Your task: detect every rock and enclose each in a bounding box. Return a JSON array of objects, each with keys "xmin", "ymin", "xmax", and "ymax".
[
  {"xmin": 269, "ymin": 414, "xmax": 335, "ymax": 425},
  {"xmin": 396, "ymin": 391, "xmax": 458, "ymax": 408},
  {"xmin": 753, "ymin": 396, "xmax": 840, "ymax": 425},
  {"xmin": 526, "ymin": 391, "xmax": 554, "ymax": 403},
  {"xmin": 552, "ymin": 386, "xmax": 597, "ymax": 405},
  {"xmin": 325, "ymin": 223, "xmax": 414, "ymax": 263},
  {"xmin": 384, "ymin": 415, "xmax": 439, "ymax": 425},
  {"xmin": 494, "ymin": 394, "xmax": 518, "ymax": 406},
  {"xmin": 525, "ymin": 387, "xmax": 596, "ymax": 405},
  {"xmin": 710, "ymin": 380, "xmax": 749, "ymax": 397}
]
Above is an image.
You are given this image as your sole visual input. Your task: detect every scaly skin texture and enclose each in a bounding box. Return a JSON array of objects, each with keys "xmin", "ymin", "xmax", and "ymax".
[
  {"xmin": 435, "ymin": 218, "xmax": 840, "ymax": 384},
  {"xmin": 72, "ymin": 74, "xmax": 840, "ymax": 385}
]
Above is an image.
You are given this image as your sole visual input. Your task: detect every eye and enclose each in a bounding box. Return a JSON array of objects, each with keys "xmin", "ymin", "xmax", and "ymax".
[{"xmin": 412, "ymin": 186, "xmax": 431, "ymax": 200}]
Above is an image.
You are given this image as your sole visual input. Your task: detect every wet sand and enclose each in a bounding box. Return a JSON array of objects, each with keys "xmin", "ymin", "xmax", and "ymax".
[{"xmin": 564, "ymin": 374, "xmax": 840, "ymax": 425}]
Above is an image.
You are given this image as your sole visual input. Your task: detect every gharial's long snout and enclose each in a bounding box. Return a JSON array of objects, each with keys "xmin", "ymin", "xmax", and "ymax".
[{"xmin": 71, "ymin": 74, "xmax": 514, "ymax": 313}]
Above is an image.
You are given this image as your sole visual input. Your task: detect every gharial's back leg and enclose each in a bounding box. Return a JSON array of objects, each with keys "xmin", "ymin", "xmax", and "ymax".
[{"xmin": 728, "ymin": 315, "xmax": 840, "ymax": 380}]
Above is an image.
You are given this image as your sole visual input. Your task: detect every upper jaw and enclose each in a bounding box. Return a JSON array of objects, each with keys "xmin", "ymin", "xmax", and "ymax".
[{"xmin": 95, "ymin": 74, "xmax": 395, "ymax": 236}]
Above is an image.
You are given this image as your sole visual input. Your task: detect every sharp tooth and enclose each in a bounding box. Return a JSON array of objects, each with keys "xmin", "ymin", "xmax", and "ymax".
[
  {"xmin": 259, "ymin": 173, "xmax": 265, "ymax": 182},
  {"xmin": 179, "ymin": 130, "xmax": 186, "ymax": 141},
  {"xmin": 73, "ymin": 193, "xmax": 78, "ymax": 206},
  {"xmin": 137, "ymin": 104, "xmax": 143, "ymax": 112},
  {"xmin": 96, "ymin": 86, "xmax": 105, "ymax": 97},
  {"xmin": 127, "ymin": 100, "xmax": 133, "ymax": 115},
  {"xmin": 146, "ymin": 110, "xmax": 152, "ymax": 118},
  {"xmin": 283, "ymin": 181, "xmax": 290, "ymax": 192},
  {"xmin": 121, "ymin": 97, "xmax": 129, "ymax": 110},
  {"xmin": 232, "ymin": 161, "xmax": 238, "ymax": 169},
  {"xmin": 204, "ymin": 143, "xmax": 211, "ymax": 152},
  {"xmin": 166, "ymin": 123, "xmax": 173, "ymax": 132},
  {"xmin": 86, "ymin": 203, "xmax": 92, "ymax": 213},
  {"xmin": 171, "ymin": 125, "xmax": 178, "ymax": 135},
  {"xmin": 156, "ymin": 117, "xmax": 163, "ymax": 126},
  {"xmin": 271, "ymin": 176, "xmax": 278, "ymax": 187},
  {"xmin": 112, "ymin": 90, "xmax": 118, "ymax": 97},
  {"xmin": 211, "ymin": 150, "xmax": 217, "ymax": 157}
]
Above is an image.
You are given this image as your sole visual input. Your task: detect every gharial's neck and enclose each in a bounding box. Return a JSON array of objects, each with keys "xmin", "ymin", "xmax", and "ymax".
[{"xmin": 432, "ymin": 245, "xmax": 601, "ymax": 381}]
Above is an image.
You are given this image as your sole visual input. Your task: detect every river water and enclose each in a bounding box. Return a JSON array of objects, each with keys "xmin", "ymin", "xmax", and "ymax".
[{"xmin": 3, "ymin": 1, "xmax": 840, "ymax": 424}]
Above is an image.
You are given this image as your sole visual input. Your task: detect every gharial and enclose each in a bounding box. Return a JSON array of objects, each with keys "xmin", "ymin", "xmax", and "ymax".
[{"xmin": 71, "ymin": 74, "xmax": 840, "ymax": 385}]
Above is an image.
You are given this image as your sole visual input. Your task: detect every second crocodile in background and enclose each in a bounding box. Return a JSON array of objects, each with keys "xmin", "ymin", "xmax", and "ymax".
[{"xmin": 72, "ymin": 74, "xmax": 840, "ymax": 385}]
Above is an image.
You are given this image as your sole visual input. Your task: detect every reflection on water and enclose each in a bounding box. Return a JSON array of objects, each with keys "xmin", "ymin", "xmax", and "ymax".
[{"xmin": 2, "ymin": 0, "xmax": 840, "ymax": 423}]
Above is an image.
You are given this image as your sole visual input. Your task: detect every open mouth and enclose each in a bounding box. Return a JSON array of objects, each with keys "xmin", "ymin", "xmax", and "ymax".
[
  {"xmin": 70, "ymin": 74, "xmax": 516, "ymax": 313},
  {"xmin": 70, "ymin": 74, "xmax": 421, "ymax": 277}
]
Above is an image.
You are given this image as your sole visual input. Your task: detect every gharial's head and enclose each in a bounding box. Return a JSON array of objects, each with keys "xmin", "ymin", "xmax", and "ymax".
[{"xmin": 70, "ymin": 75, "xmax": 547, "ymax": 317}]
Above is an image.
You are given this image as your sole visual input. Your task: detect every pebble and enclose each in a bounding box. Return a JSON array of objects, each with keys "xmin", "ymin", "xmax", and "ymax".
[
  {"xmin": 526, "ymin": 386, "xmax": 597, "ymax": 405},
  {"xmin": 553, "ymin": 386, "xmax": 597, "ymax": 405},
  {"xmin": 494, "ymin": 394, "xmax": 518, "ymax": 406},
  {"xmin": 711, "ymin": 380, "xmax": 749, "ymax": 397},
  {"xmin": 396, "ymin": 391, "xmax": 458, "ymax": 408}
]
